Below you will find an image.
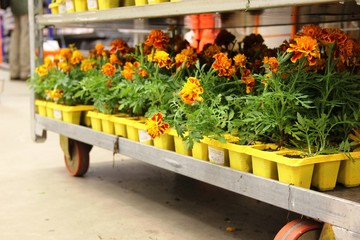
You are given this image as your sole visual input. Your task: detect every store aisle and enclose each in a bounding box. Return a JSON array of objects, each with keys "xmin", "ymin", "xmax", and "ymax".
[{"xmin": 0, "ymin": 69, "xmax": 297, "ymax": 240}]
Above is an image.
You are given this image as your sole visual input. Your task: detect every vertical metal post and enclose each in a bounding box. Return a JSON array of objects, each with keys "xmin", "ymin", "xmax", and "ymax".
[{"xmin": 29, "ymin": 0, "xmax": 47, "ymax": 142}]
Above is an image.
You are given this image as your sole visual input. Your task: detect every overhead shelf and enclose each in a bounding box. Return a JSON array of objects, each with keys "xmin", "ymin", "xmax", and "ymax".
[{"xmin": 35, "ymin": 0, "xmax": 358, "ymax": 27}]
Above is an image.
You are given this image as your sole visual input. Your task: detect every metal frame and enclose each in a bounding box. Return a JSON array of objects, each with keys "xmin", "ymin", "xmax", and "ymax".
[
  {"xmin": 36, "ymin": 115, "xmax": 360, "ymax": 239},
  {"xmin": 30, "ymin": 1, "xmax": 360, "ymax": 238}
]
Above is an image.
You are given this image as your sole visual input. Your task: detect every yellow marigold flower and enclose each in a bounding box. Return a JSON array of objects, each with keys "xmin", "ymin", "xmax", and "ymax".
[
  {"xmin": 148, "ymin": 50, "xmax": 172, "ymax": 69},
  {"xmin": 175, "ymin": 48, "xmax": 197, "ymax": 68},
  {"xmin": 35, "ymin": 65, "xmax": 48, "ymax": 76},
  {"xmin": 179, "ymin": 77, "xmax": 204, "ymax": 105},
  {"xmin": 102, "ymin": 63, "xmax": 116, "ymax": 77},
  {"xmin": 58, "ymin": 62, "xmax": 70, "ymax": 73},
  {"xmin": 287, "ymin": 36, "xmax": 320, "ymax": 66},
  {"xmin": 45, "ymin": 89, "xmax": 63, "ymax": 100},
  {"xmin": 80, "ymin": 59, "xmax": 96, "ymax": 72},
  {"xmin": 233, "ymin": 54, "xmax": 247, "ymax": 68},
  {"xmin": 59, "ymin": 48, "xmax": 72, "ymax": 60},
  {"xmin": 121, "ymin": 62, "xmax": 135, "ymax": 80},
  {"xmin": 145, "ymin": 112, "xmax": 170, "ymax": 139},
  {"xmin": 71, "ymin": 50, "xmax": 85, "ymax": 65},
  {"xmin": 144, "ymin": 29, "xmax": 169, "ymax": 50},
  {"xmin": 44, "ymin": 56, "xmax": 55, "ymax": 68},
  {"xmin": 212, "ymin": 53, "xmax": 236, "ymax": 78}
]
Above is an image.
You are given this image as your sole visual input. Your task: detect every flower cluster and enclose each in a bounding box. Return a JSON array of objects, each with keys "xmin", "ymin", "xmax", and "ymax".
[{"xmin": 29, "ymin": 26, "xmax": 360, "ymax": 155}]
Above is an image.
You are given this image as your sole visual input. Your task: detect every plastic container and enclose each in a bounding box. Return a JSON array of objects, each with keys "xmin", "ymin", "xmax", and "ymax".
[
  {"xmin": 135, "ymin": 0, "xmax": 147, "ymax": 5},
  {"xmin": 87, "ymin": 0, "xmax": 98, "ymax": 10},
  {"xmin": 74, "ymin": 0, "xmax": 88, "ymax": 11},
  {"xmin": 66, "ymin": 0, "xmax": 76, "ymax": 12},
  {"xmin": 98, "ymin": 0, "xmax": 120, "ymax": 9},
  {"xmin": 148, "ymin": 0, "xmax": 169, "ymax": 4}
]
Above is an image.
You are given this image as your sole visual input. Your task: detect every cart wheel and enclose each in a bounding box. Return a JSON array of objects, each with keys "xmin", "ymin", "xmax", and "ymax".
[
  {"xmin": 64, "ymin": 139, "xmax": 92, "ymax": 177},
  {"xmin": 274, "ymin": 219, "xmax": 323, "ymax": 240}
]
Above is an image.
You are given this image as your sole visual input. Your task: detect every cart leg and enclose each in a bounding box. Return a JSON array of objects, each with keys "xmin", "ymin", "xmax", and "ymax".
[
  {"xmin": 60, "ymin": 135, "xmax": 92, "ymax": 177},
  {"xmin": 274, "ymin": 218, "xmax": 323, "ymax": 240}
]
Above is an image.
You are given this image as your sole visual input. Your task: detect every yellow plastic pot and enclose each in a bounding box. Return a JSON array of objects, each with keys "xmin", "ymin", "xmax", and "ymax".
[
  {"xmin": 337, "ymin": 158, "xmax": 360, "ymax": 187},
  {"xmin": 98, "ymin": 0, "xmax": 120, "ymax": 9},
  {"xmin": 147, "ymin": 0, "xmax": 169, "ymax": 4},
  {"xmin": 153, "ymin": 133, "xmax": 175, "ymax": 151},
  {"xmin": 49, "ymin": 3, "xmax": 59, "ymax": 14},
  {"xmin": 66, "ymin": 0, "xmax": 75, "ymax": 12},
  {"xmin": 35, "ymin": 100, "xmax": 47, "ymax": 117},
  {"xmin": 312, "ymin": 161, "xmax": 341, "ymax": 191},
  {"xmin": 121, "ymin": 0, "xmax": 135, "ymax": 6},
  {"xmin": 168, "ymin": 129, "xmax": 191, "ymax": 156},
  {"xmin": 74, "ymin": 0, "xmax": 88, "ymax": 11},
  {"xmin": 123, "ymin": 117, "xmax": 153, "ymax": 145},
  {"xmin": 135, "ymin": 0, "xmax": 147, "ymax": 5},
  {"xmin": 87, "ymin": 111, "xmax": 102, "ymax": 131},
  {"xmin": 46, "ymin": 102, "xmax": 56, "ymax": 119},
  {"xmin": 192, "ymin": 141, "xmax": 208, "ymax": 161},
  {"xmin": 87, "ymin": 0, "xmax": 98, "ymax": 10}
]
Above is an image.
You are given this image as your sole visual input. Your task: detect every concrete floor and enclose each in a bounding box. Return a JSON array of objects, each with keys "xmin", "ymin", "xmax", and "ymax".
[{"xmin": 0, "ymin": 69, "xmax": 299, "ymax": 240}]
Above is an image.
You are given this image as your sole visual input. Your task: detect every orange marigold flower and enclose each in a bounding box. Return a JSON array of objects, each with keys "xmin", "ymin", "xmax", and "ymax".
[
  {"xmin": 95, "ymin": 43, "xmax": 105, "ymax": 56},
  {"xmin": 59, "ymin": 48, "xmax": 72, "ymax": 61},
  {"xmin": 138, "ymin": 68, "xmax": 149, "ymax": 78},
  {"xmin": 145, "ymin": 112, "xmax": 170, "ymax": 139},
  {"xmin": 212, "ymin": 53, "xmax": 236, "ymax": 78},
  {"xmin": 35, "ymin": 65, "xmax": 48, "ymax": 76},
  {"xmin": 241, "ymin": 69, "xmax": 255, "ymax": 94},
  {"xmin": 109, "ymin": 54, "xmax": 122, "ymax": 65},
  {"xmin": 263, "ymin": 56, "xmax": 279, "ymax": 73},
  {"xmin": 121, "ymin": 62, "xmax": 135, "ymax": 80},
  {"xmin": 202, "ymin": 44, "xmax": 222, "ymax": 59},
  {"xmin": 110, "ymin": 39, "xmax": 129, "ymax": 55},
  {"xmin": 71, "ymin": 50, "xmax": 85, "ymax": 65},
  {"xmin": 148, "ymin": 50, "xmax": 173, "ymax": 69},
  {"xmin": 102, "ymin": 63, "xmax": 116, "ymax": 77},
  {"xmin": 301, "ymin": 24, "xmax": 322, "ymax": 39},
  {"xmin": 144, "ymin": 29, "xmax": 169, "ymax": 50},
  {"xmin": 233, "ymin": 54, "xmax": 247, "ymax": 68},
  {"xmin": 179, "ymin": 77, "xmax": 204, "ymax": 105},
  {"xmin": 287, "ymin": 36, "xmax": 320, "ymax": 66},
  {"xmin": 175, "ymin": 48, "xmax": 197, "ymax": 68}
]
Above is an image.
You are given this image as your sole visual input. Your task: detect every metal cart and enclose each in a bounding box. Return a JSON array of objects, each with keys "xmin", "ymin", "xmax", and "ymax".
[{"xmin": 29, "ymin": 1, "xmax": 360, "ymax": 239}]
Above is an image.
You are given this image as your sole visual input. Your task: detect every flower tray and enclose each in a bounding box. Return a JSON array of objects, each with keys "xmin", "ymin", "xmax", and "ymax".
[
  {"xmin": 168, "ymin": 129, "xmax": 192, "ymax": 156},
  {"xmin": 35, "ymin": 100, "xmax": 47, "ymax": 117},
  {"xmin": 51, "ymin": 103, "xmax": 94, "ymax": 125},
  {"xmin": 87, "ymin": 111, "xmax": 128, "ymax": 134},
  {"xmin": 245, "ymin": 146, "xmax": 360, "ymax": 191},
  {"xmin": 120, "ymin": 117, "xmax": 153, "ymax": 145}
]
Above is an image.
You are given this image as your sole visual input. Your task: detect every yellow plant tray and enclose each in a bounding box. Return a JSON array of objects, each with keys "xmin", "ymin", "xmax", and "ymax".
[
  {"xmin": 51, "ymin": 104, "xmax": 94, "ymax": 124},
  {"xmin": 168, "ymin": 129, "xmax": 192, "ymax": 156},
  {"xmin": 35, "ymin": 100, "xmax": 47, "ymax": 116},
  {"xmin": 122, "ymin": 117, "xmax": 153, "ymax": 145}
]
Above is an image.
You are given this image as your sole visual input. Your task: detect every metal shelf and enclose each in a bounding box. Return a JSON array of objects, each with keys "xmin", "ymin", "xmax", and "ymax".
[
  {"xmin": 35, "ymin": 0, "xmax": 353, "ymax": 26},
  {"xmin": 35, "ymin": 115, "xmax": 360, "ymax": 239}
]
